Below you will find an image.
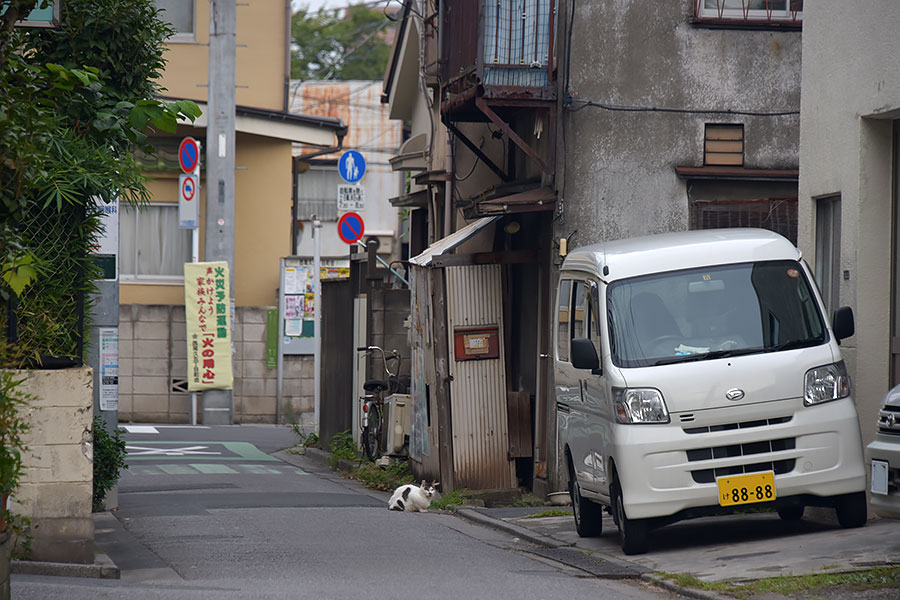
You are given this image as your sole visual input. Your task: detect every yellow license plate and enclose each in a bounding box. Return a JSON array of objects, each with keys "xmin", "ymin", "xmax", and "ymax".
[{"xmin": 717, "ymin": 471, "xmax": 776, "ymax": 507}]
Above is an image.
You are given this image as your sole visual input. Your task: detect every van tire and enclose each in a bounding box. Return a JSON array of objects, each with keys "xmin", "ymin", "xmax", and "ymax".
[
  {"xmin": 612, "ymin": 475, "xmax": 649, "ymax": 555},
  {"xmin": 569, "ymin": 478, "xmax": 603, "ymax": 537},
  {"xmin": 835, "ymin": 492, "xmax": 867, "ymax": 528}
]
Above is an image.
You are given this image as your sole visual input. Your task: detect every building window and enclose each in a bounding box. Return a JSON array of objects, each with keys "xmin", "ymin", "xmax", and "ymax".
[
  {"xmin": 690, "ymin": 197, "xmax": 798, "ymax": 244},
  {"xmin": 705, "ymin": 124, "xmax": 744, "ymax": 167},
  {"xmin": 154, "ymin": 0, "xmax": 195, "ymax": 40},
  {"xmin": 815, "ymin": 195, "xmax": 841, "ymax": 318},
  {"xmin": 296, "ymin": 166, "xmax": 339, "ymax": 221},
  {"xmin": 121, "ymin": 203, "xmax": 192, "ymax": 281},
  {"xmin": 695, "ymin": 0, "xmax": 802, "ymax": 25}
]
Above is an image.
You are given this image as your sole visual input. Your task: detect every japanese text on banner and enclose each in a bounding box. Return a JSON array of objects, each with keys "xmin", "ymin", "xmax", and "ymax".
[{"xmin": 184, "ymin": 261, "xmax": 234, "ymax": 391}]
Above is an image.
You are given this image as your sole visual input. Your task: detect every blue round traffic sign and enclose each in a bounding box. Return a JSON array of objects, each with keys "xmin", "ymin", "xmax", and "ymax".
[
  {"xmin": 178, "ymin": 137, "xmax": 199, "ymax": 173},
  {"xmin": 337, "ymin": 212, "xmax": 365, "ymax": 245},
  {"xmin": 338, "ymin": 150, "xmax": 366, "ymax": 184}
]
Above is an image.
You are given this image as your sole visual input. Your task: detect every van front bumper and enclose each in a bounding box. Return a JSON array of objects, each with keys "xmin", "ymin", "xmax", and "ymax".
[{"xmin": 613, "ymin": 397, "xmax": 867, "ymax": 520}]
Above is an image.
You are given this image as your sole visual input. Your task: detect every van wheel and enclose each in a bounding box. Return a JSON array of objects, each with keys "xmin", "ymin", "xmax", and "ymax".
[
  {"xmin": 612, "ymin": 475, "xmax": 649, "ymax": 555},
  {"xmin": 835, "ymin": 492, "xmax": 867, "ymax": 528},
  {"xmin": 777, "ymin": 505, "xmax": 804, "ymax": 521},
  {"xmin": 569, "ymin": 478, "xmax": 603, "ymax": 537}
]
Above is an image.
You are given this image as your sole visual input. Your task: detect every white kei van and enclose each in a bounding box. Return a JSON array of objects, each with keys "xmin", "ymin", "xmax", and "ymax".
[{"xmin": 554, "ymin": 228, "xmax": 866, "ymax": 555}]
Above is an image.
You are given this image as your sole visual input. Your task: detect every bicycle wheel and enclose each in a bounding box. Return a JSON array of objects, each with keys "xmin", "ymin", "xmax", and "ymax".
[{"xmin": 362, "ymin": 403, "xmax": 382, "ymax": 461}]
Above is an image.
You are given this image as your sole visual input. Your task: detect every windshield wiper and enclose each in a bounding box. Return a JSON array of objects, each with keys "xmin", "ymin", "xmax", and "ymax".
[
  {"xmin": 765, "ymin": 339, "xmax": 822, "ymax": 352},
  {"xmin": 653, "ymin": 347, "xmax": 762, "ymax": 366}
]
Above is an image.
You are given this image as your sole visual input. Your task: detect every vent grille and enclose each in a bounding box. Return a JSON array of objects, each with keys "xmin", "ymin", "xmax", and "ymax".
[
  {"xmin": 692, "ymin": 460, "xmax": 795, "ymax": 484},
  {"xmin": 684, "ymin": 415, "xmax": 792, "ymax": 435},
  {"xmin": 171, "ymin": 377, "xmax": 188, "ymax": 393}
]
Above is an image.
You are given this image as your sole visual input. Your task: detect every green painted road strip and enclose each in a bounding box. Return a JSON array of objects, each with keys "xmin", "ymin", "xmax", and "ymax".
[
  {"xmin": 123, "ymin": 464, "xmax": 308, "ymax": 476},
  {"xmin": 191, "ymin": 463, "xmax": 239, "ymax": 474}
]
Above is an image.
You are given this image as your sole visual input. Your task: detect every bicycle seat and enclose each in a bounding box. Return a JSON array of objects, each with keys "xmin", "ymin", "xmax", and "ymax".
[{"xmin": 364, "ymin": 379, "xmax": 388, "ymax": 392}]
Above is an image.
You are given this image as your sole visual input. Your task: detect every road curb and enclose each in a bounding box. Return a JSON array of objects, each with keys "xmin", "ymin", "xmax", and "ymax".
[
  {"xmin": 12, "ymin": 550, "xmax": 120, "ymax": 580},
  {"xmin": 641, "ymin": 574, "xmax": 732, "ymax": 600},
  {"xmin": 455, "ymin": 507, "xmax": 564, "ymax": 548}
]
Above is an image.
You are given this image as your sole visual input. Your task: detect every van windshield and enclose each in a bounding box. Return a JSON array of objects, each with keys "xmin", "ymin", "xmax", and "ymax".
[{"xmin": 606, "ymin": 260, "xmax": 827, "ymax": 368}]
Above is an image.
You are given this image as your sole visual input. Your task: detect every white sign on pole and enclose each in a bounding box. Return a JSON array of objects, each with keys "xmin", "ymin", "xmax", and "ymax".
[
  {"xmin": 337, "ymin": 184, "xmax": 365, "ymax": 212},
  {"xmin": 99, "ymin": 327, "xmax": 119, "ymax": 411},
  {"xmin": 179, "ymin": 173, "xmax": 199, "ymax": 229}
]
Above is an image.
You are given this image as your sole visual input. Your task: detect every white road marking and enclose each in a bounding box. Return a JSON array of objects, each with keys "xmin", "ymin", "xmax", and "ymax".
[
  {"xmin": 121, "ymin": 425, "xmax": 159, "ymax": 434},
  {"xmin": 125, "ymin": 445, "xmax": 222, "ymax": 457}
]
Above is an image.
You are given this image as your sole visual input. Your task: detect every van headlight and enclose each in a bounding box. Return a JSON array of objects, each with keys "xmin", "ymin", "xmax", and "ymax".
[
  {"xmin": 803, "ymin": 361, "xmax": 851, "ymax": 406},
  {"xmin": 613, "ymin": 388, "xmax": 670, "ymax": 424}
]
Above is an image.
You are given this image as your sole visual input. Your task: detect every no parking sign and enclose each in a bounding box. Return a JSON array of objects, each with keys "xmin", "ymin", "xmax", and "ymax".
[{"xmin": 337, "ymin": 212, "xmax": 364, "ymax": 245}]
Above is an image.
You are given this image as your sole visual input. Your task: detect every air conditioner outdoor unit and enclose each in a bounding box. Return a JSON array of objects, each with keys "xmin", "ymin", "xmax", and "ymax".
[{"xmin": 384, "ymin": 394, "xmax": 411, "ymax": 455}]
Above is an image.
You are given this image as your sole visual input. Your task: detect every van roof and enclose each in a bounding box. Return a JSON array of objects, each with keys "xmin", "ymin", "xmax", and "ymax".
[{"xmin": 561, "ymin": 228, "xmax": 801, "ymax": 281}]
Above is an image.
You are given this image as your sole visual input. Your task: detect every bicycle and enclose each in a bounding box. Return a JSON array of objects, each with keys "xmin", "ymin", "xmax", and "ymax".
[{"xmin": 357, "ymin": 345, "xmax": 403, "ymax": 461}]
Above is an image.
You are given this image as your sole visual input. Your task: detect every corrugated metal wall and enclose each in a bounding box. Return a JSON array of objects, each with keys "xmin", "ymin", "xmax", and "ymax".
[{"xmin": 446, "ymin": 265, "xmax": 514, "ymax": 490}]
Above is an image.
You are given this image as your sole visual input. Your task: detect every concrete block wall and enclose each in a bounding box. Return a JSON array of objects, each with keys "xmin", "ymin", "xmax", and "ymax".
[
  {"xmin": 9, "ymin": 367, "xmax": 94, "ymax": 564},
  {"xmin": 119, "ymin": 305, "xmax": 314, "ymax": 424}
]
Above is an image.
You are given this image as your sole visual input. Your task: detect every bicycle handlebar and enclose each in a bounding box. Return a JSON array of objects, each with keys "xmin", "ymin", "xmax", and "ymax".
[{"xmin": 357, "ymin": 345, "xmax": 401, "ymax": 378}]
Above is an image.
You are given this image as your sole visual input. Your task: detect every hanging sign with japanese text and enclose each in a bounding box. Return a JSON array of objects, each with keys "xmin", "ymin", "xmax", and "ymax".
[{"xmin": 185, "ymin": 261, "xmax": 234, "ymax": 391}]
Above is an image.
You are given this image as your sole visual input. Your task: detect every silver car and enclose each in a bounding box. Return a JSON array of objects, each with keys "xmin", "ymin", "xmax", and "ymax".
[{"xmin": 867, "ymin": 385, "xmax": 900, "ymax": 518}]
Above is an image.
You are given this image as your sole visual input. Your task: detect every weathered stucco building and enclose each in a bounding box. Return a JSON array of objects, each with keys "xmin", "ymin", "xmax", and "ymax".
[{"xmin": 797, "ymin": 0, "xmax": 899, "ymax": 450}]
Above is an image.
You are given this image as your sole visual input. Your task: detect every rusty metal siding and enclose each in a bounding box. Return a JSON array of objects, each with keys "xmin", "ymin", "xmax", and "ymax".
[{"xmin": 446, "ymin": 265, "xmax": 514, "ymax": 489}]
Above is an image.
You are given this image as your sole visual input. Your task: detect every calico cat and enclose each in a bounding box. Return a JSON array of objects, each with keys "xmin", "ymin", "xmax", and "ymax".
[{"xmin": 388, "ymin": 480, "xmax": 439, "ymax": 512}]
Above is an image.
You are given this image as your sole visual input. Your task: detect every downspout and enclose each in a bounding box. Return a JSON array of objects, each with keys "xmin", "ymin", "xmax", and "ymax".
[{"xmin": 284, "ymin": 0, "xmax": 291, "ymax": 112}]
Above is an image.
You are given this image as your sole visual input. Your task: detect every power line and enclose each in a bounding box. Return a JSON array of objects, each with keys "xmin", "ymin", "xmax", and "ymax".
[{"xmin": 566, "ymin": 97, "xmax": 799, "ymax": 117}]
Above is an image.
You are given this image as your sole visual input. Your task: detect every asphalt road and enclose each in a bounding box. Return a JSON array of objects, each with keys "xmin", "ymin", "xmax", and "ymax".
[{"xmin": 11, "ymin": 425, "xmax": 674, "ymax": 600}]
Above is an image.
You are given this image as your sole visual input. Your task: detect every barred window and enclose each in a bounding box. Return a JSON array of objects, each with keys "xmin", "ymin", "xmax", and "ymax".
[
  {"xmin": 296, "ymin": 167, "xmax": 339, "ymax": 221},
  {"xmin": 695, "ymin": 0, "xmax": 802, "ymax": 25}
]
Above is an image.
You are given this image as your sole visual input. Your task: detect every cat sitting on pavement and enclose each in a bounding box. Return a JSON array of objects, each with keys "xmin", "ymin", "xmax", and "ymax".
[{"xmin": 388, "ymin": 480, "xmax": 438, "ymax": 512}]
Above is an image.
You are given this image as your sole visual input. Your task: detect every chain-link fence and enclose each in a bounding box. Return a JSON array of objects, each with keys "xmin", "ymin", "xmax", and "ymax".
[{"xmin": 3, "ymin": 201, "xmax": 93, "ymax": 367}]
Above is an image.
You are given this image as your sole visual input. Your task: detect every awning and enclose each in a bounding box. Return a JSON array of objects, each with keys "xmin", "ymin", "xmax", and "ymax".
[
  {"xmin": 175, "ymin": 100, "xmax": 346, "ymax": 148},
  {"xmin": 389, "ymin": 189, "xmax": 429, "ymax": 208},
  {"xmin": 409, "ymin": 216, "xmax": 501, "ymax": 267}
]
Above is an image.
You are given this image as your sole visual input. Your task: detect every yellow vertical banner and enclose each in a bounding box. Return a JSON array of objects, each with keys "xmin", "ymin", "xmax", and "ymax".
[{"xmin": 185, "ymin": 261, "xmax": 234, "ymax": 390}]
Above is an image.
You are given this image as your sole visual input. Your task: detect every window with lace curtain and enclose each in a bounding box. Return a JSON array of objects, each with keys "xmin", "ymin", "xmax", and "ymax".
[{"xmin": 120, "ymin": 203, "xmax": 192, "ymax": 281}]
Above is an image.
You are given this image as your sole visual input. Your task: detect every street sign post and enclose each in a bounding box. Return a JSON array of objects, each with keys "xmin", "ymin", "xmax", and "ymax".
[
  {"xmin": 179, "ymin": 174, "xmax": 199, "ymax": 229},
  {"xmin": 178, "ymin": 137, "xmax": 200, "ymax": 173},
  {"xmin": 337, "ymin": 212, "xmax": 365, "ymax": 245},
  {"xmin": 337, "ymin": 184, "xmax": 365, "ymax": 212},
  {"xmin": 338, "ymin": 150, "xmax": 366, "ymax": 184}
]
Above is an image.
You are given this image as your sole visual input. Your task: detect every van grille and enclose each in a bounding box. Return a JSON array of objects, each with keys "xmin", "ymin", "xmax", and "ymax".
[
  {"xmin": 687, "ymin": 436, "xmax": 796, "ymax": 484},
  {"xmin": 691, "ymin": 460, "xmax": 796, "ymax": 484},
  {"xmin": 682, "ymin": 415, "xmax": 792, "ymax": 435}
]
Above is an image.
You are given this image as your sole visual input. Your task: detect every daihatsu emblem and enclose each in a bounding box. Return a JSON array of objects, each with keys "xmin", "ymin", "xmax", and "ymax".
[{"xmin": 726, "ymin": 388, "xmax": 745, "ymax": 401}]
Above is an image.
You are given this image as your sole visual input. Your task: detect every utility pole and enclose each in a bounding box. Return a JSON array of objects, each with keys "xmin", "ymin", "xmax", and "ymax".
[{"xmin": 203, "ymin": 0, "xmax": 236, "ymax": 425}]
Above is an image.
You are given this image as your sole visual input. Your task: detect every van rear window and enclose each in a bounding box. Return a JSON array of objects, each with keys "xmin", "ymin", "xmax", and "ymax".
[{"xmin": 606, "ymin": 260, "xmax": 827, "ymax": 368}]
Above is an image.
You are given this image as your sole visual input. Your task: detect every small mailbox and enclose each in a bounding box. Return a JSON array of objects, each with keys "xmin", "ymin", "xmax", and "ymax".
[{"xmin": 453, "ymin": 326, "xmax": 500, "ymax": 361}]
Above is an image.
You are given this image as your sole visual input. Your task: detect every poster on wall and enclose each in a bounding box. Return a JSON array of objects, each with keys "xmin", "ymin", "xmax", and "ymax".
[
  {"xmin": 99, "ymin": 327, "xmax": 119, "ymax": 411},
  {"xmin": 184, "ymin": 261, "xmax": 234, "ymax": 391}
]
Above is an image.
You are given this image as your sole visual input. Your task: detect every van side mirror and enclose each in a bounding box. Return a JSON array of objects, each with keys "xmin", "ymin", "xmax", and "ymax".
[
  {"xmin": 832, "ymin": 306, "xmax": 854, "ymax": 343},
  {"xmin": 571, "ymin": 338, "xmax": 600, "ymax": 373}
]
